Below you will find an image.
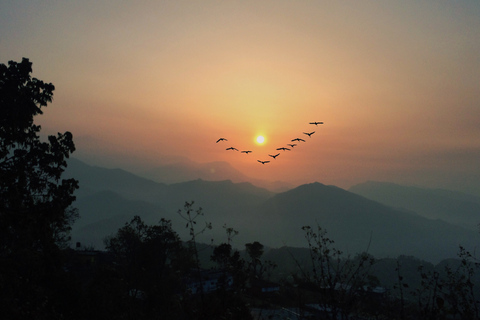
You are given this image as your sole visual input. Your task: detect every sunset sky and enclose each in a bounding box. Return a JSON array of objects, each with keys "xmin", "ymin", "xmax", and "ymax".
[{"xmin": 2, "ymin": 1, "xmax": 480, "ymax": 194}]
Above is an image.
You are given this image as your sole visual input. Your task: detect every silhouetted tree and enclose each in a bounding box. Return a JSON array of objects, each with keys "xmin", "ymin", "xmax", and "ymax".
[
  {"xmin": 104, "ymin": 215, "xmax": 189, "ymax": 319},
  {"xmin": 178, "ymin": 201, "xmax": 212, "ymax": 268},
  {"xmin": 301, "ymin": 225, "xmax": 375, "ymax": 320},
  {"xmin": 412, "ymin": 246, "xmax": 480, "ymax": 320},
  {"xmin": 0, "ymin": 58, "xmax": 78, "ymax": 318},
  {"xmin": 393, "ymin": 259, "xmax": 408, "ymax": 320},
  {"xmin": 245, "ymin": 241, "xmax": 264, "ymax": 279},
  {"xmin": 223, "ymin": 223, "xmax": 239, "ymax": 245},
  {"xmin": 211, "ymin": 225, "xmax": 246, "ymax": 291},
  {"xmin": 209, "ymin": 244, "xmax": 250, "ymax": 319},
  {"xmin": 212, "ymin": 243, "xmax": 236, "ymax": 269},
  {"xmin": 413, "ymin": 265, "xmax": 444, "ymax": 319},
  {"xmin": 442, "ymin": 246, "xmax": 480, "ymax": 319}
]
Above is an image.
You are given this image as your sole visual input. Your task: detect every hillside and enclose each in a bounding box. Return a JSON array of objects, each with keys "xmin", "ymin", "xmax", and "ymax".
[
  {"xmin": 349, "ymin": 181, "xmax": 480, "ymax": 231},
  {"xmin": 66, "ymin": 159, "xmax": 276, "ymax": 248},
  {"xmin": 251, "ymin": 182, "xmax": 480, "ymax": 263},
  {"xmin": 139, "ymin": 159, "xmax": 294, "ymax": 192},
  {"xmin": 65, "ymin": 160, "xmax": 480, "ymax": 262},
  {"xmin": 64, "ymin": 158, "xmax": 168, "ymax": 201}
]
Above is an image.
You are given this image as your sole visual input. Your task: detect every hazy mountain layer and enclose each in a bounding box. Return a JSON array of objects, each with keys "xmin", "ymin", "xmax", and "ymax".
[
  {"xmin": 64, "ymin": 158, "xmax": 168, "ymax": 201},
  {"xmin": 253, "ymin": 182, "xmax": 479, "ymax": 263},
  {"xmin": 139, "ymin": 159, "xmax": 294, "ymax": 192},
  {"xmin": 349, "ymin": 181, "xmax": 480, "ymax": 231},
  {"xmin": 66, "ymin": 159, "xmax": 480, "ymax": 263},
  {"xmin": 66, "ymin": 158, "xmax": 276, "ymax": 248}
]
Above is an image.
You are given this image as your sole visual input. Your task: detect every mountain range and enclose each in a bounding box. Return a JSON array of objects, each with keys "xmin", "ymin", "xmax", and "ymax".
[
  {"xmin": 138, "ymin": 159, "xmax": 294, "ymax": 192},
  {"xmin": 64, "ymin": 158, "xmax": 480, "ymax": 263},
  {"xmin": 349, "ymin": 181, "xmax": 480, "ymax": 231}
]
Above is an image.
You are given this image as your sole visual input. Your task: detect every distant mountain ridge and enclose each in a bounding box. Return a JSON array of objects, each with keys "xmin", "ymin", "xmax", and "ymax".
[
  {"xmin": 65, "ymin": 158, "xmax": 276, "ymax": 248},
  {"xmin": 349, "ymin": 181, "xmax": 480, "ymax": 231},
  {"xmin": 141, "ymin": 160, "xmax": 250, "ymax": 184},
  {"xmin": 72, "ymin": 190, "xmax": 165, "ymax": 248},
  {"xmin": 139, "ymin": 159, "xmax": 294, "ymax": 192},
  {"xmin": 64, "ymin": 158, "xmax": 167, "ymax": 201},
  {"xmin": 252, "ymin": 182, "xmax": 479, "ymax": 262},
  {"xmin": 65, "ymin": 159, "xmax": 480, "ymax": 263}
]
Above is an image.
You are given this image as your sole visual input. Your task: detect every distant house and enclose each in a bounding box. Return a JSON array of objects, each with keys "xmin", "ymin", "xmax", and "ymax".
[{"xmin": 184, "ymin": 269, "xmax": 233, "ymax": 295}]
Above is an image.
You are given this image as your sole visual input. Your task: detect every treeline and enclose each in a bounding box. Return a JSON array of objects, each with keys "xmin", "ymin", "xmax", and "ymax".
[
  {"xmin": 21, "ymin": 208, "xmax": 480, "ymax": 320},
  {"xmin": 88, "ymin": 212, "xmax": 480, "ymax": 320},
  {"xmin": 3, "ymin": 201, "xmax": 480, "ymax": 319},
  {"xmin": 59, "ymin": 202, "xmax": 259, "ymax": 319}
]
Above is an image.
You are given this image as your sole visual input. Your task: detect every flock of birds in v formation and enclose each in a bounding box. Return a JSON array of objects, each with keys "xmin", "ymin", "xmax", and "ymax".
[{"xmin": 216, "ymin": 121, "xmax": 324, "ymax": 165}]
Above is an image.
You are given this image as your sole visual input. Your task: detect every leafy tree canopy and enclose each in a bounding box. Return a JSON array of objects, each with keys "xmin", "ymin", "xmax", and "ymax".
[
  {"xmin": 0, "ymin": 57, "xmax": 79, "ymax": 318},
  {"xmin": 0, "ymin": 57, "xmax": 78, "ymax": 257}
]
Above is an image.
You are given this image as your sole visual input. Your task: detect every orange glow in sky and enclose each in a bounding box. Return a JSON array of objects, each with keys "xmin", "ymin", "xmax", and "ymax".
[{"xmin": 2, "ymin": 1, "xmax": 480, "ymax": 194}]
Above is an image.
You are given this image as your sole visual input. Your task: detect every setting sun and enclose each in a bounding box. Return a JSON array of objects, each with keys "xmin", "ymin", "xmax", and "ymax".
[{"xmin": 256, "ymin": 135, "xmax": 265, "ymax": 144}]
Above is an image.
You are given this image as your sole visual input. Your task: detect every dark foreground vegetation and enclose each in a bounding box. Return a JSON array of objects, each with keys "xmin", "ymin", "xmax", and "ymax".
[{"xmin": 2, "ymin": 58, "xmax": 480, "ymax": 319}]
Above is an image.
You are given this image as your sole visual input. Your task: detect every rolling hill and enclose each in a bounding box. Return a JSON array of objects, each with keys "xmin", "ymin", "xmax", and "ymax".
[
  {"xmin": 139, "ymin": 159, "xmax": 294, "ymax": 192},
  {"xmin": 65, "ymin": 159, "xmax": 480, "ymax": 263},
  {"xmin": 251, "ymin": 182, "xmax": 480, "ymax": 263},
  {"xmin": 349, "ymin": 181, "xmax": 480, "ymax": 231}
]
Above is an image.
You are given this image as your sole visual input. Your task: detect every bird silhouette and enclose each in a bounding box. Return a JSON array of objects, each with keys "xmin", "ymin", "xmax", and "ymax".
[
  {"xmin": 288, "ymin": 143, "xmax": 297, "ymax": 148},
  {"xmin": 291, "ymin": 138, "xmax": 305, "ymax": 142},
  {"xmin": 269, "ymin": 153, "xmax": 280, "ymax": 159},
  {"xmin": 276, "ymin": 147, "xmax": 291, "ymax": 151},
  {"xmin": 216, "ymin": 138, "xmax": 228, "ymax": 143},
  {"xmin": 303, "ymin": 131, "xmax": 315, "ymax": 137},
  {"xmin": 241, "ymin": 150, "xmax": 252, "ymax": 154},
  {"xmin": 226, "ymin": 147, "xmax": 238, "ymax": 151},
  {"xmin": 257, "ymin": 160, "xmax": 270, "ymax": 164},
  {"xmin": 310, "ymin": 122, "xmax": 323, "ymax": 126}
]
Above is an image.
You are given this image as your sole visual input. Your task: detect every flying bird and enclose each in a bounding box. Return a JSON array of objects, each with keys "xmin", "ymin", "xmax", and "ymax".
[
  {"xmin": 226, "ymin": 147, "xmax": 238, "ymax": 151},
  {"xmin": 257, "ymin": 160, "xmax": 270, "ymax": 164},
  {"xmin": 310, "ymin": 122, "xmax": 324, "ymax": 126},
  {"xmin": 216, "ymin": 138, "xmax": 228, "ymax": 143},
  {"xmin": 276, "ymin": 147, "xmax": 291, "ymax": 151},
  {"xmin": 303, "ymin": 131, "xmax": 315, "ymax": 137},
  {"xmin": 269, "ymin": 153, "xmax": 280, "ymax": 159},
  {"xmin": 287, "ymin": 143, "xmax": 297, "ymax": 148},
  {"xmin": 241, "ymin": 150, "xmax": 252, "ymax": 154},
  {"xmin": 291, "ymin": 138, "xmax": 306, "ymax": 142}
]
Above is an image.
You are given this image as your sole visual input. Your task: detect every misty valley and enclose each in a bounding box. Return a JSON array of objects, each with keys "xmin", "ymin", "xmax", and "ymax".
[
  {"xmin": 60, "ymin": 157, "xmax": 480, "ymax": 319},
  {"xmin": 66, "ymin": 157, "xmax": 480, "ymax": 264}
]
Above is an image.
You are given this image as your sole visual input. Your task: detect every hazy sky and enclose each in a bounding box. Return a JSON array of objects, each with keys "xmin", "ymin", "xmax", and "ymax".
[{"xmin": 2, "ymin": 1, "xmax": 480, "ymax": 194}]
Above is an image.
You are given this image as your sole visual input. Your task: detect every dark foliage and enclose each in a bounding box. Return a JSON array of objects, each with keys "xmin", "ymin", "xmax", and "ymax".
[
  {"xmin": 103, "ymin": 215, "xmax": 191, "ymax": 318},
  {"xmin": 0, "ymin": 58, "xmax": 78, "ymax": 319}
]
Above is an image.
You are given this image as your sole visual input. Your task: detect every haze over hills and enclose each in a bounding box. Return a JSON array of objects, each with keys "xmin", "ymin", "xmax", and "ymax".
[
  {"xmin": 65, "ymin": 158, "xmax": 480, "ymax": 263},
  {"xmin": 64, "ymin": 158, "xmax": 276, "ymax": 248},
  {"xmin": 138, "ymin": 159, "xmax": 294, "ymax": 192},
  {"xmin": 349, "ymin": 181, "xmax": 480, "ymax": 231},
  {"xmin": 64, "ymin": 158, "xmax": 168, "ymax": 201},
  {"xmin": 252, "ymin": 183, "xmax": 480, "ymax": 263},
  {"xmin": 72, "ymin": 191, "xmax": 166, "ymax": 249},
  {"xmin": 141, "ymin": 159, "xmax": 250, "ymax": 184}
]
